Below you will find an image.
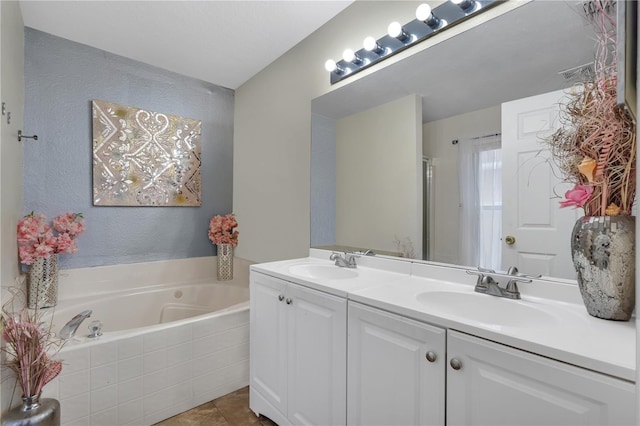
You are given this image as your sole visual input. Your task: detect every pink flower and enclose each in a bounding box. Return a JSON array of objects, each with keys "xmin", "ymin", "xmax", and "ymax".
[
  {"xmin": 55, "ymin": 233, "xmax": 77, "ymax": 254},
  {"xmin": 16, "ymin": 212, "xmax": 85, "ymax": 264},
  {"xmin": 208, "ymin": 214, "xmax": 239, "ymax": 247},
  {"xmin": 559, "ymin": 185, "xmax": 594, "ymax": 208}
]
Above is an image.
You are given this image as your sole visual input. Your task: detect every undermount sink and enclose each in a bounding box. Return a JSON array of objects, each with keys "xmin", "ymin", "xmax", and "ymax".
[
  {"xmin": 415, "ymin": 291, "xmax": 561, "ymax": 329},
  {"xmin": 288, "ymin": 264, "xmax": 359, "ymax": 280}
]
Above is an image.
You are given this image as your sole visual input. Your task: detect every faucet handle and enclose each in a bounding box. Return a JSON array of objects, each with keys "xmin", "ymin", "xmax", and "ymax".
[
  {"xmin": 88, "ymin": 320, "xmax": 103, "ymax": 338},
  {"xmin": 465, "ymin": 269, "xmax": 485, "ymax": 288},
  {"xmin": 504, "ymin": 277, "xmax": 531, "ymax": 299},
  {"xmin": 507, "ymin": 266, "xmax": 541, "ymax": 279}
]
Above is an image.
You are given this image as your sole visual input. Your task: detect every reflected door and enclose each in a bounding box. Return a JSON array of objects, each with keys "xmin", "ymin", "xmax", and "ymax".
[{"xmin": 501, "ymin": 90, "xmax": 580, "ymax": 279}]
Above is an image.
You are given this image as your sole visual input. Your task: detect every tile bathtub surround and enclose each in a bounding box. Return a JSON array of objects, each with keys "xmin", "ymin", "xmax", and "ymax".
[
  {"xmin": 42, "ymin": 309, "xmax": 250, "ymax": 425},
  {"xmin": 155, "ymin": 387, "xmax": 277, "ymax": 426}
]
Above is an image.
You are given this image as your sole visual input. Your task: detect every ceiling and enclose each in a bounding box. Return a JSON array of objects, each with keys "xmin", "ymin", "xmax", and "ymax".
[
  {"xmin": 312, "ymin": 0, "xmax": 597, "ymax": 123},
  {"xmin": 19, "ymin": 0, "xmax": 353, "ymax": 90}
]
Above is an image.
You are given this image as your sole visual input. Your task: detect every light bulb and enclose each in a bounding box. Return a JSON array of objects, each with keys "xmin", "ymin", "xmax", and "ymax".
[
  {"xmin": 417, "ymin": 3, "xmax": 443, "ymax": 29},
  {"xmin": 387, "ymin": 21, "xmax": 402, "ymax": 38},
  {"xmin": 416, "ymin": 3, "xmax": 432, "ymax": 21},
  {"xmin": 388, "ymin": 21, "xmax": 411, "ymax": 42},
  {"xmin": 343, "ymin": 49, "xmax": 356, "ymax": 62},
  {"xmin": 363, "ymin": 36, "xmax": 377, "ymax": 51},
  {"xmin": 324, "ymin": 59, "xmax": 337, "ymax": 72}
]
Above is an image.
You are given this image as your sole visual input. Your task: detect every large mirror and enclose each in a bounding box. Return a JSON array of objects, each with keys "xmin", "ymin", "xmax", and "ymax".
[{"xmin": 310, "ymin": 1, "xmax": 599, "ymax": 280}]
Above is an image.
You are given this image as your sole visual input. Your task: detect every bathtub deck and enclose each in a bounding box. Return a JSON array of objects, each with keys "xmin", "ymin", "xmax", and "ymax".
[{"xmin": 154, "ymin": 387, "xmax": 277, "ymax": 426}]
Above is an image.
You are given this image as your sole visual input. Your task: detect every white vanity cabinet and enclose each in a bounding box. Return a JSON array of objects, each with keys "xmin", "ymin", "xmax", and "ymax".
[
  {"xmin": 446, "ymin": 330, "xmax": 636, "ymax": 426},
  {"xmin": 250, "ymin": 271, "xmax": 347, "ymax": 426},
  {"xmin": 348, "ymin": 302, "xmax": 635, "ymax": 426},
  {"xmin": 347, "ymin": 302, "xmax": 446, "ymax": 426}
]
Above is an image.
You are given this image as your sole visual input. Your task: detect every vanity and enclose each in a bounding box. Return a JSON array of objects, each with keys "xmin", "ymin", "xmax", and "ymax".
[{"xmin": 249, "ymin": 249, "xmax": 636, "ymax": 426}]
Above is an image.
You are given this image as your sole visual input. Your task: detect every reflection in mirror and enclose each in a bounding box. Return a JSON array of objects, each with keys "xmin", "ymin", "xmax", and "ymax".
[{"xmin": 310, "ymin": 1, "xmax": 597, "ymax": 280}]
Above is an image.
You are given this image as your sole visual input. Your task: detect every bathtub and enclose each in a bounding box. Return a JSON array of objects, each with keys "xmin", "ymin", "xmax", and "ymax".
[{"xmin": 35, "ymin": 257, "xmax": 251, "ymax": 426}]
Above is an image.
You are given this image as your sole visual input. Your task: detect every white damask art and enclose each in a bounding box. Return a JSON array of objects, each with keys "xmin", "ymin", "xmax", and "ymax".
[{"xmin": 92, "ymin": 100, "xmax": 202, "ymax": 206}]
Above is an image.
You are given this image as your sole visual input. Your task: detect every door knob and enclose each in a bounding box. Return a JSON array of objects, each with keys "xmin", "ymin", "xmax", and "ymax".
[
  {"xmin": 505, "ymin": 235, "xmax": 516, "ymax": 245},
  {"xmin": 425, "ymin": 351, "xmax": 437, "ymax": 363},
  {"xmin": 286, "ymin": 298, "xmax": 292, "ymax": 305},
  {"xmin": 278, "ymin": 294, "xmax": 284, "ymax": 302}
]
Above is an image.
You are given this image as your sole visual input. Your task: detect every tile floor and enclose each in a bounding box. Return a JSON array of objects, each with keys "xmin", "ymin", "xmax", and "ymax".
[{"xmin": 154, "ymin": 387, "xmax": 277, "ymax": 426}]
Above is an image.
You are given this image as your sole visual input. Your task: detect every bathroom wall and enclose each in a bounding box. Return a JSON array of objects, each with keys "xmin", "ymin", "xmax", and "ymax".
[
  {"xmin": 23, "ymin": 28, "xmax": 234, "ymax": 269},
  {"xmin": 0, "ymin": 0, "xmax": 25, "ymax": 415},
  {"xmin": 422, "ymin": 104, "xmax": 501, "ymax": 265},
  {"xmin": 336, "ymin": 94, "xmax": 422, "ymax": 257},
  {"xmin": 1, "ymin": 1, "xmax": 25, "ymax": 288}
]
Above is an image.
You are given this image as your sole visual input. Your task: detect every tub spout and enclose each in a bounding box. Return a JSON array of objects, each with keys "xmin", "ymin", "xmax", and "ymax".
[{"xmin": 60, "ymin": 310, "xmax": 92, "ymax": 339}]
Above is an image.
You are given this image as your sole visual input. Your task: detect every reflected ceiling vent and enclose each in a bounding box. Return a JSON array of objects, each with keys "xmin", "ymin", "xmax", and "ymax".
[{"xmin": 558, "ymin": 62, "xmax": 595, "ymax": 82}]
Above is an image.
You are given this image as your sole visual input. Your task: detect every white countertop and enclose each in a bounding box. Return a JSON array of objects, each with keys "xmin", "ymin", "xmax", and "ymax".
[{"xmin": 251, "ymin": 249, "xmax": 636, "ymax": 382}]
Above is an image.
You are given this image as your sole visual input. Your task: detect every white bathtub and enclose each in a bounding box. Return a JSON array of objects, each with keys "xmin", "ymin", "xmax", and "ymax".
[
  {"xmin": 36, "ymin": 257, "xmax": 251, "ymax": 426},
  {"xmin": 49, "ymin": 281, "xmax": 249, "ymax": 335}
]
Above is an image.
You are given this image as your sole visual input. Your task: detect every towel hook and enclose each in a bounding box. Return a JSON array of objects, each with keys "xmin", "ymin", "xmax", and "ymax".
[{"xmin": 18, "ymin": 130, "xmax": 38, "ymax": 142}]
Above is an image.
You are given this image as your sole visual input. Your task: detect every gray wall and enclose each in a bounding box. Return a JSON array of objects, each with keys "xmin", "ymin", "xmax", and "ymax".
[{"xmin": 23, "ymin": 28, "xmax": 234, "ymax": 269}]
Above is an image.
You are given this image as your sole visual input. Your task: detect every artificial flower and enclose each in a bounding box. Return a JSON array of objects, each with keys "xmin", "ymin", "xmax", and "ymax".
[
  {"xmin": 208, "ymin": 214, "xmax": 239, "ymax": 247},
  {"xmin": 1, "ymin": 295, "xmax": 64, "ymax": 398},
  {"xmin": 544, "ymin": 0, "xmax": 635, "ymax": 217},
  {"xmin": 17, "ymin": 212, "xmax": 85, "ymax": 265},
  {"xmin": 559, "ymin": 185, "xmax": 594, "ymax": 208}
]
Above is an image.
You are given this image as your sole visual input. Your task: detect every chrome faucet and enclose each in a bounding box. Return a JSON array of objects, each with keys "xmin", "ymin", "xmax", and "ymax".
[
  {"xmin": 475, "ymin": 275, "xmax": 523, "ymax": 299},
  {"xmin": 330, "ymin": 252, "xmax": 358, "ymax": 268},
  {"xmin": 59, "ymin": 310, "xmax": 92, "ymax": 339},
  {"xmin": 466, "ymin": 268, "xmax": 532, "ymax": 300}
]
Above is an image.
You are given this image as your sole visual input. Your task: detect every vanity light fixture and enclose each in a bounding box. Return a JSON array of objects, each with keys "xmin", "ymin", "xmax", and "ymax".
[
  {"xmin": 416, "ymin": 3, "xmax": 445, "ymax": 30},
  {"xmin": 325, "ymin": 0, "xmax": 499, "ymax": 84}
]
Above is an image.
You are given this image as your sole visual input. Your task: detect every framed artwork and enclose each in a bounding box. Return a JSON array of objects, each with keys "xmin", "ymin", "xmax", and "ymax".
[{"xmin": 92, "ymin": 100, "xmax": 202, "ymax": 206}]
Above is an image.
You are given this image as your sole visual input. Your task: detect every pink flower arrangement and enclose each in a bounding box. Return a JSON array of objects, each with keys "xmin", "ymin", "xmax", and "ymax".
[
  {"xmin": 17, "ymin": 212, "xmax": 86, "ymax": 265},
  {"xmin": 208, "ymin": 214, "xmax": 239, "ymax": 247},
  {"xmin": 1, "ymin": 296, "xmax": 63, "ymax": 398},
  {"xmin": 546, "ymin": 0, "xmax": 635, "ymax": 217}
]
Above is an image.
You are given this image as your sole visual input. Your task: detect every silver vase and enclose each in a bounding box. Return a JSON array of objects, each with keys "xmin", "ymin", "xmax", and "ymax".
[
  {"xmin": 217, "ymin": 243, "xmax": 234, "ymax": 281},
  {"xmin": 571, "ymin": 216, "xmax": 636, "ymax": 321},
  {"xmin": 27, "ymin": 254, "xmax": 59, "ymax": 309},
  {"xmin": 2, "ymin": 393, "xmax": 60, "ymax": 426}
]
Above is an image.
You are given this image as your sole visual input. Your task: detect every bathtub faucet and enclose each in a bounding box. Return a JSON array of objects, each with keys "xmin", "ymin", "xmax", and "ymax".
[{"xmin": 59, "ymin": 310, "xmax": 92, "ymax": 339}]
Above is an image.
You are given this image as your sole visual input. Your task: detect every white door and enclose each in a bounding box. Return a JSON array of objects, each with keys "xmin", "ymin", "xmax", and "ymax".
[
  {"xmin": 501, "ymin": 90, "xmax": 580, "ymax": 279},
  {"xmin": 249, "ymin": 273, "xmax": 288, "ymax": 417},
  {"xmin": 347, "ymin": 302, "xmax": 445, "ymax": 426},
  {"xmin": 287, "ymin": 284, "xmax": 347, "ymax": 426},
  {"xmin": 446, "ymin": 331, "xmax": 635, "ymax": 426}
]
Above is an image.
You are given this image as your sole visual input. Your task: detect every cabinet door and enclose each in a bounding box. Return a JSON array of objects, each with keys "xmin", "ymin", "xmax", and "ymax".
[
  {"xmin": 347, "ymin": 302, "xmax": 446, "ymax": 426},
  {"xmin": 287, "ymin": 283, "xmax": 347, "ymax": 426},
  {"xmin": 447, "ymin": 330, "xmax": 636, "ymax": 426},
  {"xmin": 250, "ymin": 273, "xmax": 288, "ymax": 415}
]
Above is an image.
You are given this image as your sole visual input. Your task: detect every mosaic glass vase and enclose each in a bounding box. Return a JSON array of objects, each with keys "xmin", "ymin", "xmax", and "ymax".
[
  {"xmin": 2, "ymin": 393, "xmax": 60, "ymax": 426},
  {"xmin": 571, "ymin": 216, "xmax": 636, "ymax": 321},
  {"xmin": 217, "ymin": 243, "xmax": 234, "ymax": 281},
  {"xmin": 27, "ymin": 254, "xmax": 59, "ymax": 309}
]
